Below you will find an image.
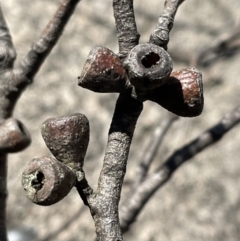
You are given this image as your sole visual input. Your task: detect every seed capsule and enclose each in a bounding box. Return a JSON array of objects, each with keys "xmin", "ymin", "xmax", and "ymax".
[
  {"xmin": 41, "ymin": 113, "xmax": 89, "ymax": 171},
  {"xmin": 22, "ymin": 157, "xmax": 76, "ymax": 206},
  {"xmin": 0, "ymin": 118, "xmax": 31, "ymax": 153},
  {"xmin": 124, "ymin": 43, "xmax": 173, "ymax": 91},
  {"xmin": 147, "ymin": 67, "xmax": 204, "ymax": 117},
  {"xmin": 78, "ymin": 46, "xmax": 126, "ymax": 93}
]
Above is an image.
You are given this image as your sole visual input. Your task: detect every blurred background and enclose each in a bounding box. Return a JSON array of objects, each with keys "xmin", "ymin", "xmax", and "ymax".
[{"xmin": 3, "ymin": 0, "xmax": 240, "ymax": 240}]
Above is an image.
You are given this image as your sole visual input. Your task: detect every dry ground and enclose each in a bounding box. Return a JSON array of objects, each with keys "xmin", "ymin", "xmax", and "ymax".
[{"xmin": 3, "ymin": 0, "xmax": 240, "ymax": 240}]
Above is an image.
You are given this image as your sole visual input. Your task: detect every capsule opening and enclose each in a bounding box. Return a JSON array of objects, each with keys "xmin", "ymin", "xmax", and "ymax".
[
  {"xmin": 31, "ymin": 171, "xmax": 45, "ymax": 191},
  {"xmin": 141, "ymin": 52, "xmax": 160, "ymax": 68}
]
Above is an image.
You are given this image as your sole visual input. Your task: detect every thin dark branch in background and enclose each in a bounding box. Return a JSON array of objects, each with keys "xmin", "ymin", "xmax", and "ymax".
[
  {"xmin": 149, "ymin": 0, "xmax": 185, "ymax": 49},
  {"xmin": 113, "ymin": 0, "xmax": 140, "ymax": 59},
  {"xmin": 134, "ymin": 113, "xmax": 178, "ymax": 187},
  {"xmin": 169, "ymin": 25, "xmax": 240, "ymax": 67},
  {"xmin": 196, "ymin": 23, "xmax": 240, "ymax": 67},
  {"xmin": 120, "ymin": 105, "xmax": 240, "ymax": 232}
]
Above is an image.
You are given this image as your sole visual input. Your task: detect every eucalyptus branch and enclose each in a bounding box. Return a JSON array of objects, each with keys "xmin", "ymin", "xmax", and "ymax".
[
  {"xmin": 0, "ymin": 0, "xmax": 81, "ymax": 119},
  {"xmin": 149, "ymin": 0, "xmax": 185, "ymax": 49},
  {"xmin": 113, "ymin": 0, "xmax": 140, "ymax": 59},
  {"xmin": 0, "ymin": 6, "xmax": 22, "ymax": 240},
  {"xmin": 120, "ymin": 105, "xmax": 240, "ymax": 232},
  {"xmin": 87, "ymin": 93, "xmax": 143, "ymax": 241}
]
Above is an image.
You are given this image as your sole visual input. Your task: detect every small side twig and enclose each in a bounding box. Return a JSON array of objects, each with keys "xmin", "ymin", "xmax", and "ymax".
[
  {"xmin": 113, "ymin": 0, "xmax": 140, "ymax": 59},
  {"xmin": 120, "ymin": 105, "xmax": 240, "ymax": 232},
  {"xmin": 16, "ymin": 0, "xmax": 80, "ymax": 83},
  {"xmin": 149, "ymin": 0, "xmax": 185, "ymax": 49},
  {"xmin": 134, "ymin": 113, "xmax": 178, "ymax": 187}
]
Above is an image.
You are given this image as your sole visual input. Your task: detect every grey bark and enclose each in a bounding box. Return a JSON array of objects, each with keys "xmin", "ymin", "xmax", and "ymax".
[
  {"xmin": 149, "ymin": 0, "xmax": 185, "ymax": 49},
  {"xmin": 113, "ymin": 0, "xmax": 140, "ymax": 59},
  {"xmin": 86, "ymin": 93, "xmax": 143, "ymax": 241}
]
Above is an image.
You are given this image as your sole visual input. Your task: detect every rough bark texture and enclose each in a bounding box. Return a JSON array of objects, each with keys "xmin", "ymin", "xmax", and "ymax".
[
  {"xmin": 87, "ymin": 93, "xmax": 143, "ymax": 241},
  {"xmin": 113, "ymin": 0, "xmax": 140, "ymax": 59},
  {"xmin": 149, "ymin": 0, "xmax": 185, "ymax": 49},
  {"xmin": 0, "ymin": 7, "xmax": 17, "ymax": 240}
]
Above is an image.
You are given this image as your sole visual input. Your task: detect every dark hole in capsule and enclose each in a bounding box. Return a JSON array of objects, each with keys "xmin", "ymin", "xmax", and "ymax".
[
  {"xmin": 31, "ymin": 172, "xmax": 45, "ymax": 190},
  {"xmin": 141, "ymin": 52, "xmax": 160, "ymax": 68}
]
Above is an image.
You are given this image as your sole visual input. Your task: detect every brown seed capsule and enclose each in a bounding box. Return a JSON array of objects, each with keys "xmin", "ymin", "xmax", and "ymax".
[
  {"xmin": 22, "ymin": 157, "xmax": 76, "ymax": 206},
  {"xmin": 78, "ymin": 46, "xmax": 126, "ymax": 93},
  {"xmin": 41, "ymin": 113, "xmax": 89, "ymax": 171},
  {"xmin": 147, "ymin": 67, "xmax": 204, "ymax": 117},
  {"xmin": 0, "ymin": 118, "xmax": 31, "ymax": 153},
  {"xmin": 124, "ymin": 43, "xmax": 173, "ymax": 91}
]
